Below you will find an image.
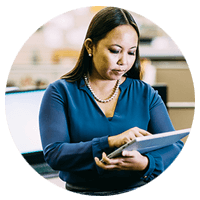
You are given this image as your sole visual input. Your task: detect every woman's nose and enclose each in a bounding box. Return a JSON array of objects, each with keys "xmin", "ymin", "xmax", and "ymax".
[{"xmin": 117, "ymin": 53, "xmax": 127, "ymax": 66}]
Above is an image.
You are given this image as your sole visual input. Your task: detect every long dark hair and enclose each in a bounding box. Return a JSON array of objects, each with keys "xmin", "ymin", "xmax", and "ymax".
[{"xmin": 61, "ymin": 7, "xmax": 141, "ymax": 81}]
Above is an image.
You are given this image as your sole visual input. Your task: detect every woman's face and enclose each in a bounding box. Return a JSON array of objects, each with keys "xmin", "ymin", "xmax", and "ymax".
[{"xmin": 91, "ymin": 25, "xmax": 138, "ymax": 81}]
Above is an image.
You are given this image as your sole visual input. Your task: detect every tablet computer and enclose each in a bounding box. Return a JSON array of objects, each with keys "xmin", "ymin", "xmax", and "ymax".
[{"xmin": 104, "ymin": 128, "xmax": 190, "ymax": 160}]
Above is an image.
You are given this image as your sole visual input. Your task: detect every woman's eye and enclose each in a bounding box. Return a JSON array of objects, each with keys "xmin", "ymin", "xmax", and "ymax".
[
  {"xmin": 109, "ymin": 48, "xmax": 136, "ymax": 55},
  {"xmin": 128, "ymin": 52, "xmax": 136, "ymax": 56},
  {"xmin": 109, "ymin": 49, "xmax": 120, "ymax": 54}
]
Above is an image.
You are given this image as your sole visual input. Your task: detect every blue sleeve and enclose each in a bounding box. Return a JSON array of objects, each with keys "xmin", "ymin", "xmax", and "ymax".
[
  {"xmin": 139, "ymin": 87, "xmax": 184, "ymax": 182},
  {"xmin": 39, "ymin": 83, "xmax": 110, "ymax": 173}
]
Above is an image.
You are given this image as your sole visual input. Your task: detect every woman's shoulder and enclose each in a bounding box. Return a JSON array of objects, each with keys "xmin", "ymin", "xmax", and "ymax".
[
  {"xmin": 128, "ymin": 78, "xmax": 163, "ymax": 107},
  {"xmin": 127, "ymin": 77, "xmax": 152, "ymax": 90},
  {"xmin": 45, "ymin": 79, "xmax": 79, "ymax": 96},
  {"xmin": 48, "ymin": 79, "xmax": 78, "ymax": 89},
  {"xmin": 127, "ymin": 78, "xmax": 158, "ymax": 98}
]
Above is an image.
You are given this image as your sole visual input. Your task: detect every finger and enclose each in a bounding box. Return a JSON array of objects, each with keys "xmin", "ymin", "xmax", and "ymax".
[
  {"xmin": 102, "ymin": 152, "xmax": 123, "ymax": 165},
  {"xmin": 138, "ymin": 128, "xmax": 152, "ymax": 136},
  {"xmin": 134, "ymin": 131, "xmax": 144, "ymax": 137},
  {"xmin": 94, "ymin": 157, "xmax": 104, "ymax": 167},
  {"xmin": 122, "ymin": 150, "xmax": 131, "ymax": 157},
  {"xmin": 101, "ymin": 152, "xmax": 111, "ymax": 164},
  {"xmin": 125, "ymin": 133, "xmax": 136, "ymax": 142},
  {"xmin": 95, "ymin": 157, "xmax": 108, "ymax": 169},
  {"xmin": 94, "ymin": 157, "xmax": 119, "ymax": 170},
  {"xmin": 122, "ymin": 150, "xmax": 137, "ymax": 157}
]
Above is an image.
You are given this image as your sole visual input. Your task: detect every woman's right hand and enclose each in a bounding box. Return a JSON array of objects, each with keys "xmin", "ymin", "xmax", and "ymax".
[{"xmin": 108, "ymin": 127, "xmax": 151, "ymax": 148}]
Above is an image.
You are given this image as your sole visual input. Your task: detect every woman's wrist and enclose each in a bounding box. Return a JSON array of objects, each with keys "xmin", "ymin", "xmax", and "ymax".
[
  {"xmin": 108, "ymin": 136, "xmax": 115, "ymax": 148},
  {"xmin": 140, "ymin": 155, "xmax": 149, "ymax": 171}
]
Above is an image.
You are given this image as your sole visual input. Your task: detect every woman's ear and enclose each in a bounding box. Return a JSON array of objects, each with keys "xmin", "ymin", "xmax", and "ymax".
[{"xmin": 84, "ymin": 38, "xmax": 93, "ymax": 56}]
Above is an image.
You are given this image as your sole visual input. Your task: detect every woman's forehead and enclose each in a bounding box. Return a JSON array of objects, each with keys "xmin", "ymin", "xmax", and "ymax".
[{"xmin": 100, "ymin": 25, "xmax": 138, "ymax": 47}]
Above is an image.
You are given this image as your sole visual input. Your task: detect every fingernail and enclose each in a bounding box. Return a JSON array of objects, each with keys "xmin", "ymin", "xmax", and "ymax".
[
  {"xmin": 94, "ymin": 157, "xmax": 98, "ymax": 162},
  {"xmin": 122, "ymin": 151, "xmax": 127, "ymax": 156}
]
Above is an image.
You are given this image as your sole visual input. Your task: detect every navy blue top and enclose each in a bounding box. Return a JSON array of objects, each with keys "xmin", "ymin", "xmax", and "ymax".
[{"xmin": 39, "ymin": 77, "xmax": 183, "ymax": 190}]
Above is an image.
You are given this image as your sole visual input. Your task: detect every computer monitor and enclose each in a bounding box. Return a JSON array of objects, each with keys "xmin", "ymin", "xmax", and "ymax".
[
  {"xmin": 5, "ymin": 89, "xmax": 45, "ymax": 164},
  {"xmin": 152, "ymin": 84, "xmax": 167, "ymax": 107}
]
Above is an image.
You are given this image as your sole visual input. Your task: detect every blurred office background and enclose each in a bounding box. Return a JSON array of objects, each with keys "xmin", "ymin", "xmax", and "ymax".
[{"xmin": 5, "ymin": 6, "xmax": 195, "ymax": 189}]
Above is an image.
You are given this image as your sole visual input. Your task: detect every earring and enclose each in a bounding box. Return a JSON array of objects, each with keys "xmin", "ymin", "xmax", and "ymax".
[{"xmin": 88, "ymin": 53, "xmax": 92, "ymax": 57}]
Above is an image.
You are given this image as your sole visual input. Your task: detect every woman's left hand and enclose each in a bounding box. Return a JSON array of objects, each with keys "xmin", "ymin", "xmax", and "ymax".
[{"xmin": 94, "ymin": 150, "xmax": 149, "ymax": 171}]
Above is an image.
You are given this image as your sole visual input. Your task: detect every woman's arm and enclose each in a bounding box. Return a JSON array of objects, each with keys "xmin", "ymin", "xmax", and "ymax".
[
  {"xmin": 39, "ymin": 83, "xmax": 111, "ymax": 173},
  {"xmin": 146, "ymin": 102, "xmax": 184, "ymax": 166}
]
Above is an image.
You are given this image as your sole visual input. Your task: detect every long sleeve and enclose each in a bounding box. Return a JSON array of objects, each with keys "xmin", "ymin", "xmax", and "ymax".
[
  {"xmin": 39, "ymin": 83, "xmax": 110, "ymax": 173},
  {"xmin": 139, "ymin": 90, "xmax": 184, "ymax": 182}
]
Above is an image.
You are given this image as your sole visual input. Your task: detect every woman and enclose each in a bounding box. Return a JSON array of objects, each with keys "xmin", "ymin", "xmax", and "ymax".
[{"xmin": 39, "ymin": 7, "xmax": 183, "ymax": 195}]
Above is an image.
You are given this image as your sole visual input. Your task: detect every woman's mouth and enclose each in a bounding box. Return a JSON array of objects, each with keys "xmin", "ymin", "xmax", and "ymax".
[{"xmin": 112, "ymin": 69, "xmax": 126, "ymax": 75}]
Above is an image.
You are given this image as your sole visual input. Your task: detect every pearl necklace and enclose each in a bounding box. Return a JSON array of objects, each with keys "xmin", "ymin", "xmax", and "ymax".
[{"xmin": 84, "ymin": 75, "xmax": 121, "ymax": 103}]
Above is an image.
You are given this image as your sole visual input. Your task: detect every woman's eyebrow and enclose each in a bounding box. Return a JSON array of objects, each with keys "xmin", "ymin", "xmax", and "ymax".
[{"xmin": 110, "ymin": 44, "xmax": 137, "ymax": 49}]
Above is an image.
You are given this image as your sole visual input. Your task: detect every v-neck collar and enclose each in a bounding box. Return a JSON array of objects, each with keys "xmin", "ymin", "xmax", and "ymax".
[
  {"xmin": 78, "ymin": 76, "xmax": 132, "ymax": 93},
  {"xmin": 78, "ymin": 77, "xmax": 133, "ymax": 121}
]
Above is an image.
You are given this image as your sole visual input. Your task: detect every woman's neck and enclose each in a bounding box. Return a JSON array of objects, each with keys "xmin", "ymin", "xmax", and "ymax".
[{"xmin": 87, "ymin": 74, "xmax": 126, "ymax": 100}]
